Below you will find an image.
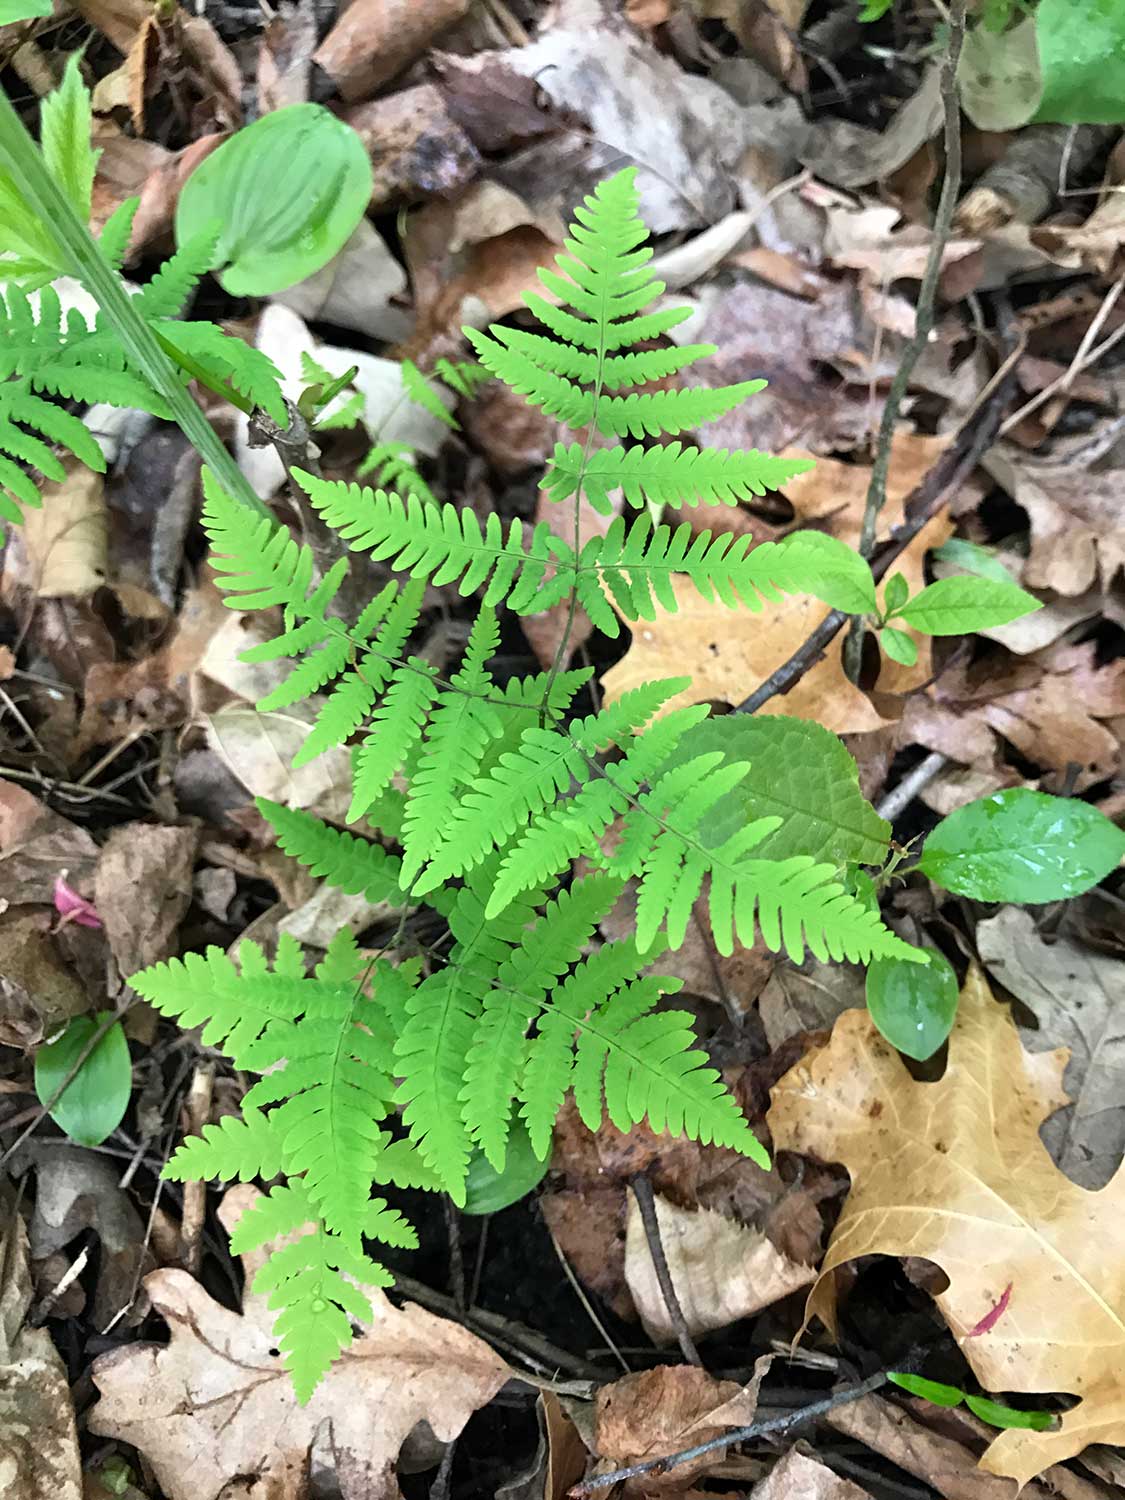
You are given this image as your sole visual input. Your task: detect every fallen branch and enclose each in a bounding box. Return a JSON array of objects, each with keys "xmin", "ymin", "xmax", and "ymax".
[{"xmin": 569, "ymin": 1371, "xmax": 889, "ymax": 1495}]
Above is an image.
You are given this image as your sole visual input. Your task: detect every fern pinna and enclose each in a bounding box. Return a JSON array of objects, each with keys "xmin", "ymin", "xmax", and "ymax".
[{"xmin": 134, "ymin": 166, "xmax": 921, "ymax": 1400}]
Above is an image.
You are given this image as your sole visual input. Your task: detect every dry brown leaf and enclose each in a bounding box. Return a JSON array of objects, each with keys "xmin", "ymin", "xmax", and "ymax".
[
  {"xmin": 768, "ymin": 965, "xmax": 1125, "ymax": 1486},
  {"xmin": 93, "ymin": 824, "xmax": 197, "ymax": 976},
  {"xmin": 757, "ymin": 957, "xmax": 865, "ymax": 1051},
  {"xmin": 0, "ymin": 911, "xmax": 88, "ymax": 1050},
  {"xmin": 600, "ymin": 499, "xmax": 948, "ymax": 731},
  {"xmin": 593, "ymin": 1362, "xmax": 767, "ymax": 1494},
  {"xmin": 984, "ymin": 449, "xmax": 1125, "ymax": 597},
  {"xmin": 806, "ymin": 63, "xmax": 944, "ymax": 189},
  {"xmin": 0, "ymin": 1203, "xmax": 83, "ymax": 1500},
  {"xmin": 23, "ymin": 466, "xmax": 108, "ymax": 599},
  {"xmin": 89, "ymin": 1185, "xmax": 510, "ymax": 1500},
  {"xmin": 754, "ymin": 1446, "xmax": 871, "ymax": 1500},
  {"xmin": 314, "ymin": 0, "xmax": 470, "ymax": 103},
  {"xmin": 977, "ymin": 907, "xmax": 1125, "ymax": 1190},
  {"xmin": 624, "ymin": 1193, "xmax": 815, "ymax": 1344},
  {"xmin": 346, "ymin": 83, "xmax": 481, "ymax": 210},
  {"xmin": 0, "ymin": 782, "xmax": 99, "ymax": 907}
]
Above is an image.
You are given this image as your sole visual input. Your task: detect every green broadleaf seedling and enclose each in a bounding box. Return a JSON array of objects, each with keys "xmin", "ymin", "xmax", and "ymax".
[
  {"xmin": 35, "ymin": 1013, "xmax": 132, "ymax": 1147},
  {"xmin": 897, "ymin": 576, "xmax": 1042, "ymax": 635},
  {"xmin": 866, "ymin": 948, "xmax": 959, "ymax": 1061},
  {"xmin": 879, "ymin": 627, "xmax": 918, "ymax": 667},
  {"xmin": 919, "ymin": 787, "xmax": 1125, "ymax": 902},
  {"xmin": 462, "ymin": 1119, "xmax": 550, "ymax": 1215},
  {"xmin": 175, "ymin": 104, "xmax": 373, "ymax": 296}
]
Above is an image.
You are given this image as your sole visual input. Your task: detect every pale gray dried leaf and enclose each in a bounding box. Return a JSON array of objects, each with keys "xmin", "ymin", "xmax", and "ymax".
[
  {"xmin": 759, "ymin": 957, "xmax": 865, "ymax": 1050},
  {"xmin": 272, "ymin": 218, "xmax": 410, "ymax": 343},
  {"xmin": 0, "ymin": 1204, "xmax": 82, "ymax": 1500},
  {"xmin": 753, "ymin": 1447, "xmax": 872, "ymax": 1500},
  {"xmin": 94, "ymin": 823, "xmax": 197, "ymax": 975},
  {"xmin": 977, "ymin": 907, "xmax": 1125, "ymax": 1189},
  {"xmin": 624, "ymin": 1193, "xmax": 815, "ymax": 1344},
  {"xmin": 278, "ymin": 882, "xmax": 399, "ymax": 949},
  {"xmin": 803, "ymin": 62, "xmax": 943, "ymax": 188}
]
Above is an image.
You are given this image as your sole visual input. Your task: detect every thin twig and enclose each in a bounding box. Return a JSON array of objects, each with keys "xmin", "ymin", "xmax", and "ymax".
[
  {"xmin": 876, "ymin": 751, "xmax": 950, "ymax": 823},
  {"xmin": 999, "ymin": 286, "xmax": 1125, "ymax": 437},
  {"xmin": 569, "ymin": 1372, "xmax": 889, "ymax": 1495},
  {"xmin": 179, "ymin": 1060, "xmax": 215, "ymax": 1274},
  {"xmin": 846, "ymin": 0, "xmax": 967, "ymax": 679},
  {"xmin": 544, "ymin": 1211, "xmax": 630, "ymax": 1375},
  {"xmin": 735, "ymin": 358, "xmax": 1016, "ymax": 717},
  {"xmin": 630, "ymin": 1175, "xmax": 701, "ymax": 1366}
]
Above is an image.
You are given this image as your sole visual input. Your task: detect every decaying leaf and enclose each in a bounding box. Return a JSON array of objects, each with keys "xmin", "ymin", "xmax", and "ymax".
[
  {"xmin": 90, "ymin": 1185, "xmax": 511, "ymax": 1500},
  {"xmin": 22, "ymin": 466, "xmax": 108, "ymax": 599},
  {"xmin": 624, "ymin": 1192, "xmax": 815, "ymax": 1344},
  {"xmin": 768, "ymin": 965, "xmax": 1125, "ymax": 1485},
  {"xmin": 313, "ymin": 0, "xmax": 470, "ymax": 102},
  {"xmin": 754, "ymin": 1446, "xmax": 872, "ymax": 1500},
  {"xmin": 0, "ymin": 1201, "xmax": 83, "ymax": 1500},
  {"xmin": 93, "ymin": 824, "xmax": 198, "ymax": 976},
  {"xmin": 593, "ymin": 1361, "xmax": 767, "ymax": 1493},
  {"xmin": 0, "ymin": 910, "xmax": 88, "ymax": 1050},
  {"xmin": 977, "ymin": 907, "xmax": 1125, "ymax": 1190}
]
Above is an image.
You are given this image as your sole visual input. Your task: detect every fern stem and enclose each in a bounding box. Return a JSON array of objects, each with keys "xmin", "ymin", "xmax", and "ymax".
[{"xmin": 0, "ymin": 85, "xmax": 273, "ymax": 522}]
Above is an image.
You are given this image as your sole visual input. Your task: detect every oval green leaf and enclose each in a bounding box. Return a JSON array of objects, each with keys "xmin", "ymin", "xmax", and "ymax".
[
  {"xmin": 34, "ymin": 1013, "xmax": 132, "ymax": 1147},
  {"xmin": 175, "ymin": 105, "xmax": 373, "ymax": 296},
  {"xmin": 462, "ymin": 1119, "xmax": 549, "ymax": 1216},
  {"xmin": 965, "ymin": 1395, "xmax": 1056, "ymax": 1432},
  {"xmin": 898, "ymin": 576, "xmax": 1041, "ymax": 636},
  {"xmin": 867, "ymin": 948, "xmax": 959, "ymax": 1061},
  {"xmin": 880, "ymin": 627, "xmax": 917, "ymax": 667},
  {"xmin": 1035, "ymin": 0, "xmax": 1125, "ymax": 124},
  {"xmin": 919, "ymin": 788, "xmax": 1125, "ymax": 902}
]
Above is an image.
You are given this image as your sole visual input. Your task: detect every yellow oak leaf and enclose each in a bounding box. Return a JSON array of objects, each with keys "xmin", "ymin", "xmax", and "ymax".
[{"xmin": 767, "ymin": 964, "xmax": 1125, "ymax": 1487}]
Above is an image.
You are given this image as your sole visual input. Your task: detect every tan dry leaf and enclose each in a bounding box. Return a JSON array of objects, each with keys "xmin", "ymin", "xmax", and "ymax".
[
  {"xmin": 0, "ymin": 1206, "xmax": 82, "ymax": 1500},
  {"xmin": 93, "ymin": 824, "xmax": 198, "ymax": 975},
  {"xmin": 89, "ymin": 1185, "xmax": 510, "ymax": 1500},
  {"xmin": 768, "ymin": 965, "xmax": 1125, "ymax": 1486},
  {"xmin": 314, "ymin": 0, "xmax": 470, "ymax": 103},
  {"xmin": 624, "ymin": 1192, "xmax": 815, "ymax": 1344},
  {"xmin": 346, "ymin": 83, "xmax": 481, "ymax": 212},
  {"xmin": 977, "ymin": 907, "xmax": 1125, "ymax": 1190},
  {"xmin": 593, "ymin": 1361, "xmax": 767, "ymax": 1494},
  {"xmin": 23, "ymin": 466, "xmax": 108, "ymax": 599},
  {"xmin": 754, "ymin": 1446, "xmax": 872, "ymax": 1500}
]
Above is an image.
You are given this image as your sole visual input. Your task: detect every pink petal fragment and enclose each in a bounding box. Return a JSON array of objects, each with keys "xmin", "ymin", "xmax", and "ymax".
[
  {"xmin": 54, "ymin": 874, "xmax": 102, "ymax": 929},
  {"xmin": 967, "ymin": 1282, "xmax": 1012, "ymax": 1339}
]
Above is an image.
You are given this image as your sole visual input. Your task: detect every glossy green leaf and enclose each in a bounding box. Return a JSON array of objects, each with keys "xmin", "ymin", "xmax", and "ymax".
[
  {"xmin": 665, "ymin": 714, "xmax": 891, "ymax": 867},
  {"xmin": 880, "ymin": 627, "xmax": 917, "ymax": 667},
  {"xmin": 1035, "ymin": 0, "xmax": 1125, "ymax": 123},
  {"xmin": 175, "ymin": 104, "xmax": 373, "ymax": 296},
  {"xmin": 889, "ymin": 1373, "xmax": 1055, "ymax": 1431},
  {"xmin": 899, "ymin": 576, "xmax": 1041, "ymax": 636},
  {"xmin": 462, "ymin": 1119, "xmax": 549, "ymax": 1215},
  {"xmin": 965, "ymin": 1395, "xmax": 1054, "ymax": 1431},
  {"xmin": 867, "ymin": 948, "xmax": 959, "ymax": 1060},
  {"xmin": 888, "ymin": 1372, "xmax": 965, "ymax": 1407},
  {"xmin": 883, "ymin": 572, "xmax": 909, "ymax": 616},
  {"xmin": 919, "ymin": 788, "xmax": 1125, "ymax": 902},
  {"xmin": 35, "ymin": 1013, "xmax": 132, "ymax": 1147},
  {"xmin": 931, "ymin": 538, "xmax": 1018, "ymax": 586}
]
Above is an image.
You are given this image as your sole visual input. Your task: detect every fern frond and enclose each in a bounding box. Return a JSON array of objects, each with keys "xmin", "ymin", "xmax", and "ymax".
[
  {"xmin": 257, "ymin": 798, "xmax": 403, "ymax": 901},
  {"xmin": 130, "ymin": 936, "xmax": 308, "ymax": 1067},
  {"xmin": 432, "ymin": 357, "xmax": 490, "ymax": 399},
  {"xmin": 229, "ymin": 1181, "xmax": 414, "ymax": 1402},
  {"xmin": 520, "ymin": 935, "xmax": 650, "ymax": 1157},
  {"xmin": 203, "ymin": 472, "xmax": 316, "ymax": 612},
  {"xmin": 484, "ymin": 327, "xmax": 715, "ymax": 391},
  {"xmin": 402, "ymin": 357, "xmax": 457, "ymax": 429},
  {"xmin": 568, "ymin": 977, "xmax": 767, "ymax": 1164},
  {"xmin": 544, "ymin": 440, "xmax": 814, "ymax": 513},
  {"xmin": 98, "ymin": 198, "xmax": 138, "ymax": 271},
  {"xmin": 164, "ymin": 1108, "xmax": 285, "ymax": 1183},
  {"xmin": 399, "ymin": 609, "xmax": 504, "ymax": 887},
  {"xmin": 296, "ymin": 473, "xmax": 569, "ymax": 614},
  {"xmin": 154, "ymin": 319, "xmax": 286, "ymax": 425},
  {"xmin": 357, "ymin": 440, "xmax": 438, "ymax": 506},
  {"xmin": 596, "ymin": 382, "xmax": 767, "ymax": 439},
  {"xmin": 348, "ymin": 659, "xmax": 440, "ymax": 823},
  {"xmin": 133, "ymin": 226, "xmax": 219, "ymax": 320},
  {"xmin": 461, "ymin": 876, "xmax": 622, "ymax": 1167}
]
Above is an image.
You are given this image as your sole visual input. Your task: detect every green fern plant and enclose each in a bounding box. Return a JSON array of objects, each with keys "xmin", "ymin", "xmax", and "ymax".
[
  {"xmin": 0, "ymin": 57, "xmax": 284, "ymax": 524},
  {"xmin": 125, "ymin": 167, "xmax": 1044, "ymax": 1402}
]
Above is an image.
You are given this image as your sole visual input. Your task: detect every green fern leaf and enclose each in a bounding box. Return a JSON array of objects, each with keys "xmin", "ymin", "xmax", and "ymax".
[
  {"xmin": 256, "ymin": 798, "xmax": 403, "ymax": 901},
  {"xmin": 164, "ymin": 1108, "xmax": 284, "ymax": 1183},
  {"xmin": 40, "ymin": 54, "xmax": 97, "ymax": 222},
  {"xmin": 348, "ymin": 659, "xmax": 440, "ymax": 823},
  {"xmin": 357, "ymin": 440, "xmax": 438, "ymax": 506},
  {"xmin": 154, "ymin": 319, "xmax": 286, "ymax": 426},
  {"xmin": 203, "ymin": 472, "xmax": 315, "ymax": 612},
  {"xmin": 482, "ymin": 327, "xmax": 716, "ymax": 390},
  {"xmin": 402, "ymin": 358, "xmax": 457, "ymax": 429},
  {"xmin": 544, "ymin": 440, "xmax": 814, "ymax": 514},
  {"xmin": 134, "ymin": 226, "xmax": 220, "ymax": 320},
  {"xmin": 98, "ymin": 198, "xmax": 138, "ymax": 271},
  {"xmin": 461, "ymin": 876, "xmax": 622, "ymax": 1168}
]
